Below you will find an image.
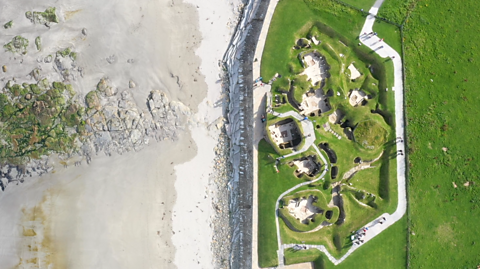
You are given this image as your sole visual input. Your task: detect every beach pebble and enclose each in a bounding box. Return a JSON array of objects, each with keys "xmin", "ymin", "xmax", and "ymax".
[
  {"xmin": 9, "ymin": 167, "xmax": 19, "ymax": 179},
  {"xmin": 106, "ymin": 54, "xmax": 117, "ymax": 64},
  {"xmin": 129, "ymin": 80, "xmax": 136, "ymax": 88},
  {"xmin": 0, "ymin": 177, "xmax": 8, "ymax": 190},
  {"xmin": 44, "ymin": 55, "xmax": 53, "ymax": 63}
]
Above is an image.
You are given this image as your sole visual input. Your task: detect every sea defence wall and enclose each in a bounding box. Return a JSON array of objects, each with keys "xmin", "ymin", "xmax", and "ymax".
[{"xmin": 223, "ymin": 0, "xmax": 270, "ymax": 268}]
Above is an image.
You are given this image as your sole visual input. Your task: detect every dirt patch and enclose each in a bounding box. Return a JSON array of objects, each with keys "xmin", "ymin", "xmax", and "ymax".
[
  {"xmin": 64, "ymin": 9, "xmax": 82, "ymax": 20},
  {"xmin": 14, "ymin": 190, "xmax": 63, "ymax": 269},
  {"xmin": 435, "ymin": 223, "xmax": 457, "ymax": 246}
]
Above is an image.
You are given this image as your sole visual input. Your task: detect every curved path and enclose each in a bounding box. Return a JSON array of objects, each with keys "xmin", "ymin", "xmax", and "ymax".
[{"xmin": 252, "ymin": 0, "xmax": 406, "ymax": 267}]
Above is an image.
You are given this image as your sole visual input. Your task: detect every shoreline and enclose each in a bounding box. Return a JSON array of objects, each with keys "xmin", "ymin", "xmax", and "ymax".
[{"xmin": 171, "ymin": 0, "xmax": 241, "ymax": 268}]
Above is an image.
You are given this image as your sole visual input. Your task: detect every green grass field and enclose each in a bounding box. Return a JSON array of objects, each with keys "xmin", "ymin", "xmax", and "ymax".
[
  {"xmin": 403, "ymin": 0, "xmax": 480, "ymax": 267},
  {"xmin": 372, "ymin": 20, "xmax": 402, "ymax": 53},
  {"xmin": 257, "ymin": 139, "xmax": 298, "ymax": 267},
  {"xmin": 377, "ymin": 0, "xmax": 416, "ymax": 25},
  {"xmin": 328, "ymin": 216, "xmax": 408, "ymax": 269},
  {"xmin": 339, "ymin": 0, "xmax": 377, "ymax": 11}
]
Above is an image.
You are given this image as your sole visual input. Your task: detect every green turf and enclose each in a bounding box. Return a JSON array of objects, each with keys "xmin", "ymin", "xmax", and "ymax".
[
  {"xmin": 285, "ymin": 248, "xmax": 322, "ymax": 265},
  {"xmin": 372, "ymin": 19, "xmax": 402, "ymax": 54},
  {"xmin": 338, "ymin": 0, "xmax": 377, "ymax": 11},
  {"xmin": 376, "ymin": 0, "xmax": 416, "ymax": 25},
  {"xmin": 404, "ymin": 0, "xmax": 480, "ymax": 267},
  {"xmin": 354, "ymin": 118, "xmax": 389, "ymax": 150}
]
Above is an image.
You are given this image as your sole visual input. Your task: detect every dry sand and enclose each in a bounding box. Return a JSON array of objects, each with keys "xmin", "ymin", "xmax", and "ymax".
[
  {"xmin": 0, "ymin": 0, "xmax": 240, "ymax": 268},
  {"xmin": 172, "ymin": 0, "xmax": 240, "ymax": 268}
]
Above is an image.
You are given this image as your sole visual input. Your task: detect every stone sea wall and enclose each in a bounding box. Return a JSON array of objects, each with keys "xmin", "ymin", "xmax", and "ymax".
[{"xmin": 222, "ymin": 0, "xmax": 271, "ymax": 268}]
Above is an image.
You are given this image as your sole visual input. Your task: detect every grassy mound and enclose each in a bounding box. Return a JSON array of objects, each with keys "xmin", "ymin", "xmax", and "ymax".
[{"xmin": 354, "ymin": 119, "xmax": 388, "ymax": 150}]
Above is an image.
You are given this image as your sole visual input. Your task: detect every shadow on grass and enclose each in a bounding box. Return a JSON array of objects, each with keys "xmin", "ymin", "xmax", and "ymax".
[
  {"xmin": 313, "ymin": 255, "xmax": 326, "ymax": 269},
  {"xmin": 379, "ymin": 142, "xmax": 395, "ymax": 200}
]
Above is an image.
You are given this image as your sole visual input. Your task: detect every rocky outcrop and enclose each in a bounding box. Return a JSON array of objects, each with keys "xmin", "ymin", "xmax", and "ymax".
[
  {"xmin": 25, "ymin": 7, "xmax": 59, "ymax": 27},
  {"xmin": 0, "ymin": 78, "xmax": 191, "ymax": 189},
  {"xmin": 80, "ymin": 80, "xmax": 190, "ymax": 157},
  {"xmin": 0, "ymin": 157, "xmax": 53, "ymax": 190}
]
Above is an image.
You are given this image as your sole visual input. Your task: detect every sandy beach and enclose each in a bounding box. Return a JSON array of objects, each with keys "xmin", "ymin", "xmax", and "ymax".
[
  {"xmin": 172, "ymin": 0, "xmax": 241, "ymax": 268},
  {"xmin": 0, "ymin": 139, "xmax": 192, "ymax": 268},
  {"xmin": 0, "ymin": 0, "xmax": 240, "ymax": 268}
]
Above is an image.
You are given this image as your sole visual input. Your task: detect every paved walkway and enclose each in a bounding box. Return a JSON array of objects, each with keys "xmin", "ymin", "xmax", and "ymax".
[
  {"xmin": 359, "ymin": 0, "xmax": 407, "ymax": 239},
  {"xmin": 253, "ymin": 86, "xmax": 272, "ymax": 269},
  {"xmin": 251, "ymin": 0, "xmax": 407, "ymax": 267}
]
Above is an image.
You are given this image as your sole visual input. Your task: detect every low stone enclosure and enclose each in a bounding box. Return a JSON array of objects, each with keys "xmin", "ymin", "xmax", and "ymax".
[
  {"xmin": 279, "ymin": 190, "xmax": 341, "ymax": 233},
  {"xmin": 273, "ymin": 94, "xmax": 287, "ymax": 108},
  {"xmin": 287, "ymin": 195, "xmax": 323, "ymax": 224},
  {"xmin": 348, "ymin": 89, "xmax": 368, "ymax": 107},
  {"xmin": 288, "ymin": 154, "xmax": 322, "ymax": 178},
  {"xmin": 293, "ymin": 38, "xmax": 311, "ymax": 50},
  {"xmin": 299, "ymin": 88, "xmax": 332, "ymax": 117},
  {"xmin": 328, "ymin": 109, "xmax": 344, "ymax": 124},
  {"xmin": 268, "ymin": 118, "xmax": 302, "ymax": 149},
  {"xmin": 347, "ymin": 63, "xmax": 362, "ymax": 80},
  {"xmin": 299, "ymin": 51, "xmax": 330, "ymax": 86}
]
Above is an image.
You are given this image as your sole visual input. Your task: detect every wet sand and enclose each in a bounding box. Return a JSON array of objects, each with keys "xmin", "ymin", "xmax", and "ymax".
[{"xmin": 0, "ymin": 138, "xmax": 194, "ymax": 268}]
